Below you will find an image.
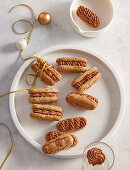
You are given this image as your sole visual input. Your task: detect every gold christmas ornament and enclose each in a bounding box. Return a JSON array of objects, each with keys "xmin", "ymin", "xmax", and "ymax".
[
  {"xmin": 38, "ymin": 12, "xmax": 51, "ymax": 25},
  {"xmin": 9, "ymin": 4, "xmax": 51, "ymax": 60}
]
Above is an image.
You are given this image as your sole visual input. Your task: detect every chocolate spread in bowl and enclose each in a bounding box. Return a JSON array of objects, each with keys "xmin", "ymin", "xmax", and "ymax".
[
  {"xmin": 58, "ymin": 61, "xmax": 86, "ymax": 67},
  {"xmin": 74, "ymin": 70, "xmax": 98, "ymax": 89},
  {"xmin": 87, "ymin": 148, "xmax": 105, "ymax": 166},
  {"xmin": 30, "ymin": 92, "xmax": 57, "ymax": 98}
]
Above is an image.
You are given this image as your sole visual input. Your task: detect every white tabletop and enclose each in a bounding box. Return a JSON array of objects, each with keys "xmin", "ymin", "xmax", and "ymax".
[{"xmin": 0, "ymin": 0, "xmax": 130, "ymax": 169}]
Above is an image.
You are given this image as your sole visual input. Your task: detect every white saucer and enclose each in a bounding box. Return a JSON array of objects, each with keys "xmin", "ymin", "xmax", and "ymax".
[
  {"xmin": 9, "ymin": 45, "xmax": 125, "ymax": 158},
  {"xmin": 70, "ymin": 0, "xmax": 114, "ymax": 37}
]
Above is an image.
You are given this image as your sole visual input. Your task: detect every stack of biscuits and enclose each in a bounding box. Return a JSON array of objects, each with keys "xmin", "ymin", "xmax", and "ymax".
[{"xmin": 27, "ymin": 57, "xmax": 101, "ymax": 154}]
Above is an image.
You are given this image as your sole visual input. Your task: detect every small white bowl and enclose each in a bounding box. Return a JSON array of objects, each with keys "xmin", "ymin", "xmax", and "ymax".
[{"xmin": 70, "ymin": 0, "xmax": 114, "ymax": 37}]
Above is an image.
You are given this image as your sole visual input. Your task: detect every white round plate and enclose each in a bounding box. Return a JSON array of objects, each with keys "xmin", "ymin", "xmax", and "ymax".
[{"xmin": 9, "ymin": 45, "xmax": 125, "ymax": 158}]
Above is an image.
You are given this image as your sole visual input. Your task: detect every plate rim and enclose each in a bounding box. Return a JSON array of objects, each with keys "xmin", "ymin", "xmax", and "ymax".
[{"xmin": 9, "ymin": 45, "xmax": 125, "ymax": 158}]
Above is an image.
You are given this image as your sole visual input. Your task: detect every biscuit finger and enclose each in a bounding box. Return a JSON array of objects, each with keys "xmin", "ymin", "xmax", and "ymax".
[
  {"xmin": 76, "ymin": 6, "xmax": 100, "ymax": 28},
  {"xmin": 30, "ymin": 104, "xmax": 62, "ymax": 121},
  {"xmin": 28, "ymin": 87, "xmax": 59, "ymax": 104},
  {"xmin": 45, "ymin": 131, "xmax": 78, "ymax": 147},
  {"xmin": 56, "ymin": 117, "xmax": 87, "ymax": 132},
  {"xmin": 31, "ymin": 58, "xmax": 62, "ymax": 86},
  {"xmin": 42, "ymin": 134, "xmax": 73, "ymax": 154},
  {"xmin": 72, "ymin": 67, "xmax": 101, "ymax": 93},
  {"xmin": 56, "ymin": 57, "xmax": 87, "ymax": 73},
  {"xmin": 66, "ymin": 92, "xmax": 98, "ymax": 110}
]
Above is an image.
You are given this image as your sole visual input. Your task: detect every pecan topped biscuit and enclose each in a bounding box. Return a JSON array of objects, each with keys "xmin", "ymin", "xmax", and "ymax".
[
  {"xmin": 56, "ymin": 57, "xmax": 87, "ymax": 73},
  {"xmin": 42, "ymin": 134, "xmax": 74, "ymax": 154},
  {"xmin": 45, "ymin": 131, "xmax": 78, "ymax": 147},
  {"xmin": 76, "ymin": 6, "xmax": 100, "ymax": 28},
  {"xmin": 56, "ymin": 117, "xmax": 87, "ymax": 132},
  {"xmin": 31, "ymin": 58, "xmax": 62, "ymax": 86},
  {"xmin": 72, "ymin": 67, "xmax": 101, "ymax": 93},
  {"xmin": 66, "ymin": 92, "xmax": 98, "ymax": 110},
  {"xmin": 28, "ymin": 87, "xmax": 59, "ymax": 104},
  {"xmin": 30, "ymin": 104, "xmax": 62, "ymax": 121}
]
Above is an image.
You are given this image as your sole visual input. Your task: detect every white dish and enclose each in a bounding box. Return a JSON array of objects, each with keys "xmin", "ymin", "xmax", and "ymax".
[
  {"xmin": 70, "ymin": 0, "xmax": 114, "ymax": 37},
  {"xmin": 9, "ymin": 45, "xmax": 125, "ymax": 158}
]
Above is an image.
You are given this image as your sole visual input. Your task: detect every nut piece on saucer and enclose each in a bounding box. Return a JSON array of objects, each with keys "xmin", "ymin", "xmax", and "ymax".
[
  {"xmin": 31, "ymin": 57, "xmax": 62, "ymax": 86},
  {"xmin": 66, "ymin": 92, "xmax": 98, "ymax": 110},
  {"xmin": 72, "ymin": 67, "xmax": 101, "ymax": 93},
  {"xmin": 76, "ymin": 6, "xmax": 100, "ymax": 28},
  {"xmin": 28, "ymin": 87, "xmax": 59, "ymax": 104},
  {"xmin": 56, "ymin": 117, "xmax": 87, "ymax": 132},
  {"xmin": 45, "ymin": 131, "xmax": 78, "ymax": 147},
  {"xmin": 42, "ymin": 134, "xmax": 74, "ymax": 154},
  {"xmin": 30, "ymin": 104, "xmax": 62, "ymax": 121},
  {"xmin": 56, "ymin": 57, "xmax": 87, "ymax": 73}
]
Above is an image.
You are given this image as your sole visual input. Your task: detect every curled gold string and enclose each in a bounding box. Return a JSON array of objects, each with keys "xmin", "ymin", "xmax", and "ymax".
[
  {"xmin": 25, "ymin": 74, "xmax": 37, "ymax": 87},
  {"xmin": 0, "ymin": 123, "xmax": 13, "ymax": 169},
  {"xmin": 9, "ymin": 4, "xmax": 35, "ymax": 61},
  {"xmin": 12, "ymin": 19, "xmax": 33, "ymax": 35},
  {"xmin": 24, "ymin": 56, "xmax": 38, "ymax": 61},
  {"xmin": 9, "ymin": 4, "xmax": 35, "ymax": 17}
]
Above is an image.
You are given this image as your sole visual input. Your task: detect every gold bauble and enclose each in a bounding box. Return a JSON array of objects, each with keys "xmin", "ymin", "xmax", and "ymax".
[{"xmin": 38, "ymin": 12, "xmax": 51, "ymax": 25}]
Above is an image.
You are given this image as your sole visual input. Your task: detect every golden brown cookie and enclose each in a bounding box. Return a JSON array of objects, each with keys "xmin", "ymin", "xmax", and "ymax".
[
  {"xmin": 42, "ymin": 134, "xmax": 73, "ymax": 154},
  {"xmin": 66, "ymin": 92, "xmax": 98, "ymax": 110},
  {"xmin": 56, "ymin": 117, "xmax": 87, "ymax": 132},
  {"xmin": 30, "ymin": 104, "xmax": 62, "ymax": 121},
  {"xmin": 45, "ymin": 131, "xmax": 78, "ymax": 147},
  {"xmin": 56, "ymin": 57, "xmax": 87, "ymax": 73},
  {"xmin": 76, "ymin": 6, "xmax": 100, "ymax": 28},
  {"xmin": 28, "ymin": 87, "xmax": 59, "ymax": 104},
  {"xmin": 31, "ymin": 58, "xmax": 62, "ymax": 86},
  {"xmin": 72, "ymin": 67, "xmax": 101, "ymax": 93}
]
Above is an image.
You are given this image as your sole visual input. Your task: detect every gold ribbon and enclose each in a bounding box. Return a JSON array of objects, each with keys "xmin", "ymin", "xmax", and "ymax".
[
  {"xmin": 0, "ymin": 123, "xmax": 13, "ymax": 169},
  {"xmin": 9, "ymin": 4, "xmax": 35, "ymax": 61},
  {"xmin": 0, "ymin": 56, "xmax": 53, "ymax": 96},
  {"xmin": 0, "ymin": 89, "xmax": 29, "ymax": 98},
  {"xmin": 25, "ymin": 60, "xmax": 52, "ymax": 87}
]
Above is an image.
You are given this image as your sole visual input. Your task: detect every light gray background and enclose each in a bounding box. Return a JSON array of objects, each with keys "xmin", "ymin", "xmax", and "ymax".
[{"xmin": 0, "ymin": 0, "xmax": 130, "ymax": 169}]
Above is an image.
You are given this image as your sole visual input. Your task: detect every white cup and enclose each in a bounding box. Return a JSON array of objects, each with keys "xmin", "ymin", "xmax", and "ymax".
[{"xmin": 82, "ymin": 142, "xmax": 115, "ymax": 170}]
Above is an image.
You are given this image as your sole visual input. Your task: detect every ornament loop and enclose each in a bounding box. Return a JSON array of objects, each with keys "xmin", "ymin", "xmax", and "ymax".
[
  {"xmin": 9, "ymin": 4, "xmax": 51, "ymax": 61},
  {"xmin": 9, "ymin": 3, "xmax": 36, "ymax": 18},
  {"xmin": 13, "ymin": 19, "xmax": 33, "ymax": 35},
  {"xmin": 9, "ymin": 4, "xmax": 35, "ymax": 61}
]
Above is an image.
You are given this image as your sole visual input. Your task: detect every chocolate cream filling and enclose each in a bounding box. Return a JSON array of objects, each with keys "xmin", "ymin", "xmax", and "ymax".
[
  {"xmin": 87, "ymin": 148, "xmax": 105, "ymax": 166},
  {"xmin": 58, "ymin": 61, "xmax": 86, "ymax": 67},
  {"xmin": 57, "ymin": 118, "xmax": 86, "ymax": 131},
  {"xmin": 30, "ymin": 92, "xmax": 57, "ymax": 98},
  {"xmin": 33, "ymin": 109, "xmax": 62, "ymax": 117},
  {"xmin": 74, "ymin": 70, "xmax": 98, "ymax": 89},
  {"xmin": 35, "ymin": 62, "xmax": 58, "ymax": 82}
]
